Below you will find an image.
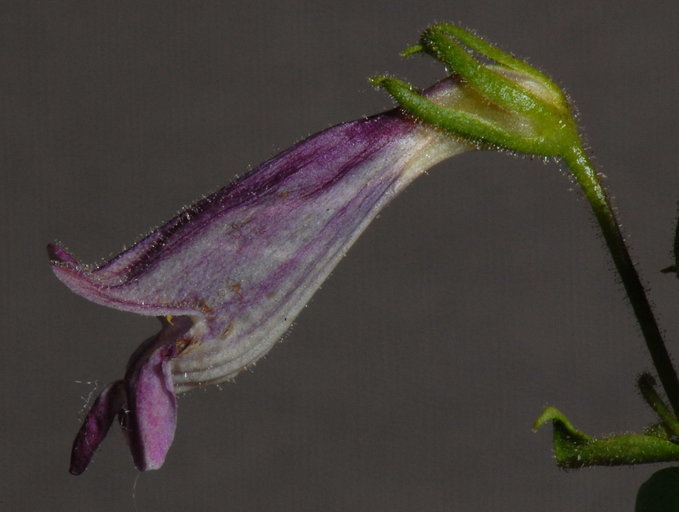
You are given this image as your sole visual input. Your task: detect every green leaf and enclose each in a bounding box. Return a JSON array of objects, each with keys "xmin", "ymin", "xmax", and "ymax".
[{"xmin": 636, "ymin": 467, "xmax": 679, "ymax": 511}]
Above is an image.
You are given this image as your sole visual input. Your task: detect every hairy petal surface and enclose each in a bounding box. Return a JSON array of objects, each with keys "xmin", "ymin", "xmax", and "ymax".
[
  {"xmin": 50, "ymin": 79, "xmax": 473, "ymax": 392},
  {"xmin": 51, "ymin": 77, "xmax": 487, "ymax": 472},
  {"xmin": 69, "ymin": 380, "xmax": 125, "ymax": 475}
]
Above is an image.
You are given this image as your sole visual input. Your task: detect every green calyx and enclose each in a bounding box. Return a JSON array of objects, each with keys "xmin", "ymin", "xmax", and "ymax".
[{"xmin": 371, "ymin": 24, "xmax": 580, "ymax": 157}]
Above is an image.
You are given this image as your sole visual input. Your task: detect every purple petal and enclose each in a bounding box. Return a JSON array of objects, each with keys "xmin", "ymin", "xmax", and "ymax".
[
  {"xmin": 53, "ymin": 77, "xmax": 477, "ymax": 473},
  {"xmin": 48, "ymin": 81, "xmax": 468, "ymax": 324},
  {"xmin": 51, "ymin": 83, "xmax": 472, "ymax": 390},
  {"xmin": 69, "ymin": 380, "xmax": 125, "ymax": 475},
  {"xmin": 121, "ymin": 317, "xmax": 191, "ymax": 471},
  {"xmin": 169, "ymin": 109, "xmax": 469, "ymax": 390},
  {"xmin": 49, "ymin": 115, "xmax": 415, "ymax": 318}
]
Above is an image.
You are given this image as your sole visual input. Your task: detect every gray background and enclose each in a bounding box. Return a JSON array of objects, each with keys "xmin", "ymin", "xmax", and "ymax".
[{"xmin": 3, "ymin": 1, "xmax": 679, "ymax": 510}]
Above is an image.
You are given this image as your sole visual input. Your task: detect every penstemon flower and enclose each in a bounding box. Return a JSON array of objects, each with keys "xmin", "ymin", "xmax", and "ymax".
[{"xmin": 49, "ymin": 25, "xmax": 577, "ymax": 474}]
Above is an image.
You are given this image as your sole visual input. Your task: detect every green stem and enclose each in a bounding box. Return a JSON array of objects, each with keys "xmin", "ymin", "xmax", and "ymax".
[
  {"xmin": 638, "ymin": 373, "xmax": 679, "ymax": 436},
  {"xmin": 562, "ymin": 144, "xmax": 679, "ymax": 416}
]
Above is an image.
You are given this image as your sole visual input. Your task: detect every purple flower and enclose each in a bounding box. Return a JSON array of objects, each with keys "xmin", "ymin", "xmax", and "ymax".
[{"xmin": 50, "ymin": 72, "xmax": 548, "ymax": 473}]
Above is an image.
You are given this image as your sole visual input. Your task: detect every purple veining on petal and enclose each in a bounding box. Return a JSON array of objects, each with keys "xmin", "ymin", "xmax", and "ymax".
[
  {"xmin": 120, "ymin": 316, "xmax": 193, "ymax": 471},
  {"xmin": 49, "ymin": 113, "xmax": 413, "ymax": 316},
  {"xmin": 169, "ymin": 110, "xmax": 470, "ymax": 391},
  {"xmin": 53, "ymin": 77, "xmax": 479, "ymax": 472},
  {"xmin": 70, "ymin": 317, "xmax": 193, "ymax": 474},
  {"xmin": 69, "ymin": 380, "xmax": 125, "ymax": 475},
  {"xmin": 123, "ymin": 336, "xmax": 179, "ymax": 471}
]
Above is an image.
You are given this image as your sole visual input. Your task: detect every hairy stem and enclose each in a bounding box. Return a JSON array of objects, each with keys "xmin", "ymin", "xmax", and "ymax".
[
  {"xmin": 638, "ymin": 373, "xmax": 679, "ymax": 436},
  {"xmin": 563, "ymin": 144, "xmax": 679, "ymax": 416}
]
